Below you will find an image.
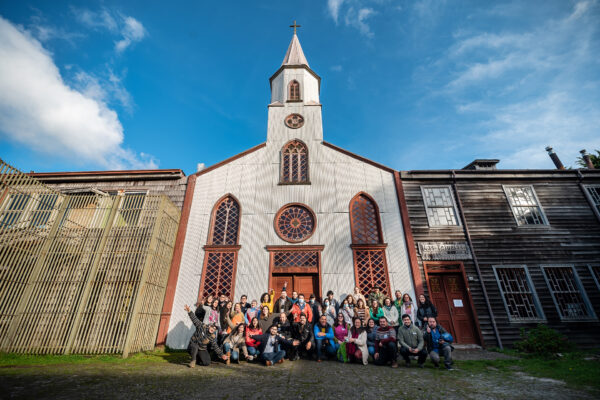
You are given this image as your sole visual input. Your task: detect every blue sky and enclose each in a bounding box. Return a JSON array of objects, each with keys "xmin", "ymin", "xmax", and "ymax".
[{"xmin": 0, "ymin": 0, "xmax": 599, "ymax": 175}]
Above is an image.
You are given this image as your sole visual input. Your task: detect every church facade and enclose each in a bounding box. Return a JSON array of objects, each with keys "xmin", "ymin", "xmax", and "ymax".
[{"xmin": 163, "ymin": 34, "xmax": 415, "ymax": 349}]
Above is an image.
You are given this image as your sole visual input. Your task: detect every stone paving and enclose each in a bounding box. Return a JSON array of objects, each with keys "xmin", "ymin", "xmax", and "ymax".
[{"xmin": 0, "ymin": 350, "xmax": 595, "ymax": 400}]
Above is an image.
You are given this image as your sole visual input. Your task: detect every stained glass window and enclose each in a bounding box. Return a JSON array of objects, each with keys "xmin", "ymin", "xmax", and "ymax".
[{"xmin": 275, "ymin": 204, "xmax": 315, "ymax": 243}]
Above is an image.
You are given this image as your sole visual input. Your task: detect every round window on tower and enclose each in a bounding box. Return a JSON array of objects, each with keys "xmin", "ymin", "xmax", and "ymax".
[
  {"xmin": 284, "ymin": 114, "xmax": 304, "ymax": 129},
  {"xmin": 274, "ymin": 203, "xmax": 316, "ymax": 243}
]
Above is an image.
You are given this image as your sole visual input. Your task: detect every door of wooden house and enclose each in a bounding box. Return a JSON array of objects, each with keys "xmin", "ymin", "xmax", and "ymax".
[{"xmin": 427, "ymin": 272, "xmax": 478, "ymax": 344}]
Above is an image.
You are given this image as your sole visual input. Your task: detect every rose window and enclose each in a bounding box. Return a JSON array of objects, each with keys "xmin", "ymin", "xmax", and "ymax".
[{"xmin": 275, "ymin": 204, "xmax": 315, "ymax": 243}]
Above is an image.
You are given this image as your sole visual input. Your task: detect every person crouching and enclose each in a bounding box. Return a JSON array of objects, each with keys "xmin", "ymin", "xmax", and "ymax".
[
  {"xmin": 184, "ymin": 304, "xmax": 228, "ymax": 368},
  {"xmin": 249, "ymin": 324, "xmax": 299, "ymax": 366}
]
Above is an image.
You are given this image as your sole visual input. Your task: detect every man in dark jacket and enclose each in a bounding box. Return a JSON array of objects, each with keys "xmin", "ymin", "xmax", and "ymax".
[
  {"xmin": 288, "ymin": 313, "xmax": 314, "ymax": 361},
  {"xmin": 423, "ymin": 317, "xmax": 453, "ymax": 369},
  {"xmin": 239, "ymin": 294, "xmax": 250, "ymax": 315},
  {"xmin": 309, "ymin": 294, "xmax": 321, "ymax": 326},
  {"xmin": 250, "ymin": 324, "xmax": 299, "ymax": 366},
  {"xmin": 184, "ymin": 304, "xmax": 228, "ymax": 368},
  {"xmin": 274, "ymin": 289, "xmax": 293, "ymax": 315}
]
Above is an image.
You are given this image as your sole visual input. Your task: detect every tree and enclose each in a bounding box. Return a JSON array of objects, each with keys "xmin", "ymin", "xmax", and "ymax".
[{"xmin": 576, "ymin": 150, "xmax": 600, "ymax": 169}]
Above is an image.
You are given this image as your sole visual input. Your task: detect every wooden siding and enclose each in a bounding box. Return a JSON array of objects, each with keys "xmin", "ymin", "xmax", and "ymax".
[{"xmin": 401, "ymin": 171, "xmax": 600, "ymax": 348}]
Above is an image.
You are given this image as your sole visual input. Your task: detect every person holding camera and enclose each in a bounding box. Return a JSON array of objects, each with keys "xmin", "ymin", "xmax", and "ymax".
[{"xmin": 423, "ymin": 317, "xmax": 454, "ymax": 370}]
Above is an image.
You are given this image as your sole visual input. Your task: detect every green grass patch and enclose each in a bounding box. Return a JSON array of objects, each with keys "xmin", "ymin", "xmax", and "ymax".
[
  {"xmin": 0, "ymin": 348, "xmax": 189, "ymax": 367},
  {"xmin": 457, "ymin": 352, "xmax": 600, "ymax": 392}
]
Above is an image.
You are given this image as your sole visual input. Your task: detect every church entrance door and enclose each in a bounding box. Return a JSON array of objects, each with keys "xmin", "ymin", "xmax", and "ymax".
[{"xmin": 272, "ymin": 274, "xmax": 319, "ymax": 300}]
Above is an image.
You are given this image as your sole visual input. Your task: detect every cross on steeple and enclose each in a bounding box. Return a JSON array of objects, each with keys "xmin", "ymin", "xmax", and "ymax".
[{"xmin": 289, "ymin": 20, "xmax": 301, "ymax": 35}]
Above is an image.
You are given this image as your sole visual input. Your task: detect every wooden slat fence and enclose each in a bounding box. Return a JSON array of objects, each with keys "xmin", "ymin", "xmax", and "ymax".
[{"xmin": 0, "ymin": 159, "xmax": 180, "ymax": 356}]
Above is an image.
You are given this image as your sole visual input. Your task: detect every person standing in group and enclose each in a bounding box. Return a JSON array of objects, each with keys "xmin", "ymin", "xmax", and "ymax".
[
  {"xmin": 398, "ymin": 314, "xmax": 427, "ymax": 368},
  {"xmin": 224, "ymin": 302, "xmax": 245, "ymax": 334},
  {"xmin": 352, "ymin": 286, "xmax": 366, "ymax": 306},
  {"xmin": 382, "ymin": 297, "xmax": 400, "ymax": 334},
  {"xmin": 366, "ymin": 318, "xmax": 377, "ymax": 359},
  {"xmin": 325, "ymin": 290, "xmax": 340, "ymax": 313},
  {"xmin": 424, "ymin": 317, "xmax": 454, "ymax": 370},
  {"xmin": 260, "ymin": 289, "xmax": 275, "ymax": 313},
  {"xmin": 354, "ymin": 298, "xmax": 369, "ymax": 326},
  {"xmin": 183, "ymin": 304, "xmax": 228, "ymax": 368},
  {"xmin": 416, "ymin": 294, "xmax": 438, "ymax": 328},
  {"xmin": 368, "ymin": 286, "xmax": 385, "ymax": 307},
  {"xmin": 313, "ymin": 314, "xmax": 336, "ymax": 362},
  {"xmin": 258, "ymin": 305, "xmax": 276, "ymax": 333},
  {"xmin": 345, "ymin": 294, "xmax": 356, "ymax": 309},
  {"xmin": 274, "ymin": 288, "xmax": 293, "ymax": 315},
  {"xmin": 393, "ymin": 290, "xmax": 403, "ymax": 317},
  {"xmin": 346, "ymin": 317, "xmax": 368, "ymax": 365},
  {"xmin": 290, "ymin": 294, "xmax": 313, "ymax": 323},
  {"xmin": 249, "ymin": 324, "xmax": 300, "ymax": 366},
  {"xmin": 323, "ymin": 298, "xmax": 337, "ymax": 326},
  {"xmin": 369, "ymin": 299, "xmax": 384, "ymax": 321},
  {"xmin": 340, "ymin": 299, "xmax": 354, "ymax": 326},
  {"xmin": 244, "ymin": 300, "xmax": 260, "ymax": 324},
  {"xmin": 220, "ymin": 300, "xmax": 233, "ymax": 330},
  {"xmin": 202, "ymin": 298, "xmax": 221, "ymax": 331},
  {"xmin": 373, "ymin": 316, "xmax": 398, "ymax": 368},
  {"xmin": 222, "ymin": 323, "xmax": 252, "ymax": 364},
  {"xmin": 245, "ymin": 317, "xmax": 263, "ymax": 359},
  {"xmin": 239, "ymin": 294, "xmax": 250, "ymax": 315},
  {"xmin": 401, "ymin": 293, "xmax": 417, "ymax": 324},
  {"xmin": 288, "ymin": 313, "xmax": 314, "ymax": 361},
  {"xmin": 309, "ymin": 294, "xmax": 321, "ymax": 324}
]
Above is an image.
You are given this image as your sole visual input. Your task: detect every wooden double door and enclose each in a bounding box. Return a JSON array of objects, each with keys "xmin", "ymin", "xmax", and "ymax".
[
  {"xmin": 428, "ymin": 272, "xmax": 478, "ymax": 344},
  {"xmin": 272, "ymin": 274, "xmax": 319, "ymax": 300}
]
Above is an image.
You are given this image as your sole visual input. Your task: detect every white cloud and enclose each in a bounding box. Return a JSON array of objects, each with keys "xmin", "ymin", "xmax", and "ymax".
[
  {"xmin": 73, "ymin": 69, "xmax": 134, "ymax": 113},
  {"xmin": 328, "ymin": 0, "xmax": 345, "ymax": 23},
  {"xmin": 0, "ymin": 16, "xmax": 156, "ymax": 169},
  {"xmin": 344, "ymin": 7, "xmax": 376, "ymax": 38},
  {"xmin": 115, "ymin": 17, "xmax": 146, "ymax": 53},
  {"xmin": 436, "ymin": 1, "xmax": 600, "ymax": 168},
  {"xmin": 73, "ymin": 8, "xmax": 146, "ymax": 53}
]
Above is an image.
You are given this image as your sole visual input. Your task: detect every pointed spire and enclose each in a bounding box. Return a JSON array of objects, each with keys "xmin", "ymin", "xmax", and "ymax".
[{"xmin": 281, "ymin": 33, "xmax": 309, "ymax": 67}]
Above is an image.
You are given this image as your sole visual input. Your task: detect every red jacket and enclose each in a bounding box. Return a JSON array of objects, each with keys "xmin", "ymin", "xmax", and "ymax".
[
  {"xmin": 245, "ymin": 327, "xmax": 262, "ymax": 347},
  {"xmin": 290, "ymin": 302, "xmax": 313, "ymax": 323}
]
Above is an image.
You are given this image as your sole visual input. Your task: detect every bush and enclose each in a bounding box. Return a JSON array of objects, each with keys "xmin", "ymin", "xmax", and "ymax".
[{"xmin": 513, "ymin": 324, "xmax": 572, "ymax": 357}]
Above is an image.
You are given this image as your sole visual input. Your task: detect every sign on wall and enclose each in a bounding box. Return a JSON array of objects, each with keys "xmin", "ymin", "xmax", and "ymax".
[{"xmin": 417, "ymin": 241, "xmax": 473, "ymax": 261}]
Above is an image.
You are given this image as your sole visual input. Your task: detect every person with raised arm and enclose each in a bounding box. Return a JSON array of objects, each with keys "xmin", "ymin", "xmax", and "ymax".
[
  {"xmin": 183, "ymin": 304, "xmax": 228, "ymax": 368},
  {"xmin": 274, "ymin": 283, "xmax": 293, "ymax": 315}
]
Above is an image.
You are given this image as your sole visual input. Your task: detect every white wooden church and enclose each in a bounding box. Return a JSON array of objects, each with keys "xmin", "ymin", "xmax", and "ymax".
[{"xmin": 165, "ymin": 31, "xmax": 415, "ymax": 349}]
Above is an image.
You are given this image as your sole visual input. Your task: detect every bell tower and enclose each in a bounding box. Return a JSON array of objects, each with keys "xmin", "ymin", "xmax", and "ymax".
[{"xmin": 267, "ymin": 23, "xmax": 322, "ymax": 143}]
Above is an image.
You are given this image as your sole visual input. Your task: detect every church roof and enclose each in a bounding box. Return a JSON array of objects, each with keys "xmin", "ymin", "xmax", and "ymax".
[{"xmin": 281, "ymin": 34, "xmax": 309, "ymax": 67}]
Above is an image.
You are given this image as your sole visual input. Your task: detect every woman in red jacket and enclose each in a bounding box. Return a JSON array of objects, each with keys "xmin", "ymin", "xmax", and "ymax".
[{"xmin": 245, "ymin": 317, "xmax": 263, "ymax": 359}]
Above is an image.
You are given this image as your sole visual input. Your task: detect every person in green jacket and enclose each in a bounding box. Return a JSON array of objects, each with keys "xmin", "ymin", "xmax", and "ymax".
[
  {"xmin": 397, "ymin": 314, "xmax": 427, "ymax": 368},
  {"xmin": 369, "ymin": 299, "xmax": 384, "ymax": 321}
]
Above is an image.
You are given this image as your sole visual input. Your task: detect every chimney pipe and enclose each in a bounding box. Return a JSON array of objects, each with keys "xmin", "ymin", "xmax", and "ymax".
[
  {"xmin": 580, "ymin": 149, "xmax": 595, "ymax": 169},
  {"xmin": 545, "ymin": 146, "xmax": 565, "ymax": 170}
]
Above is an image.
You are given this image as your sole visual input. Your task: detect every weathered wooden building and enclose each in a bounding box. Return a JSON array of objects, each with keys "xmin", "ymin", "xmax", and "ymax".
[
  {"xmin": 399, "ymin": 161, "xmax": 600, "ymax": 348},
  {"xmin": 30, "ymin": 169, "xmax": 188, "ymax": 209}
]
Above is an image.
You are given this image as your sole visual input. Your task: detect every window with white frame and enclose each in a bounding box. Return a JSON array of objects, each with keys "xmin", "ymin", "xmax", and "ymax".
[
  {"xmin": 493, "ymin": 266, "xmax": 544, "ymax": 321},
  {"xmin": 421, "ymin": 186, "xmax": 460, "ymax": 227},
  {"xmin": 583, "ymin": 185, "xmax": 600, "ymax": 219},
  {"xmin": 542, "ymin": 266, "xmax": 596, "ymax": 320},
  {"xmin": 503, "ymin": 185, "xmax": 548, "ymax": 226}
]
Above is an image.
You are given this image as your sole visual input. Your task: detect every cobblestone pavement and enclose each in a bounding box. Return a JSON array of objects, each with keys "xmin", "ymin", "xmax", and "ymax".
[{"xmin": 0, "ymin": 350, "xmax": 595, "ymax": 400}]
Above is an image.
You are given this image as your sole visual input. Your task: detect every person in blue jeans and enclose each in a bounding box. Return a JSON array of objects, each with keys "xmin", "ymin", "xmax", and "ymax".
[
  {"xmin": 366, "ymin": 318, "xmax": 377, "ymax": 358},
  {"xmin": 313, "ymin": 314, "xmax": 336, "ymax": 362},
  {"xmin": 250, "ymin": 324, "xmax": 299, "ymax": 366}
]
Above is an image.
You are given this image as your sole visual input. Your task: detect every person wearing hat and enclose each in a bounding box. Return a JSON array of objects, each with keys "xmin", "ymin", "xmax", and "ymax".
[
  {"xmin": 423, "ymin": 317, "xmax": 454, "ymax": 370},
  {"xmin": 368, "ymin": 286, "xmax": 385, "ymax": 308},
  {"xmin": 183, "ymin": 304, "xmax": 228, "ymax": 368}
]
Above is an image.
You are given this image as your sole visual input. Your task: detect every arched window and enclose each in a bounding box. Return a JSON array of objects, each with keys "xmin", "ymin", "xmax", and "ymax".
[
  {"xmin": 281, "ymin": 140, "xmax": 309, "ymax": 183},
  {"xmin": 209, "ymin": 196, "xmax": 240, "ymax": 245},
  {"xmin": 199, "ymin": 195, "xmax": 241, "ymax": 300},
  {"xmin": 349, "ymin": 193, "xmax": 390, "ymax": 296},
  {"xmin": 288, "ymin": 80, "xmax": 300, "ymax": 101}
]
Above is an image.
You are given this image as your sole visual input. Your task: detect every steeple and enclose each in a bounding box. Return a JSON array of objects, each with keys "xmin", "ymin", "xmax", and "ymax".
[{"xmin": 281, "ymin": 33, "xmax": 309, "ymax": 67}]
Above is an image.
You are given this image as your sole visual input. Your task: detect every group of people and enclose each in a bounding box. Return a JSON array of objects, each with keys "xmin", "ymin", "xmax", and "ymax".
[{"xmin": 184, "ymin": 283, "xmax": 454, "ymax": 370}]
